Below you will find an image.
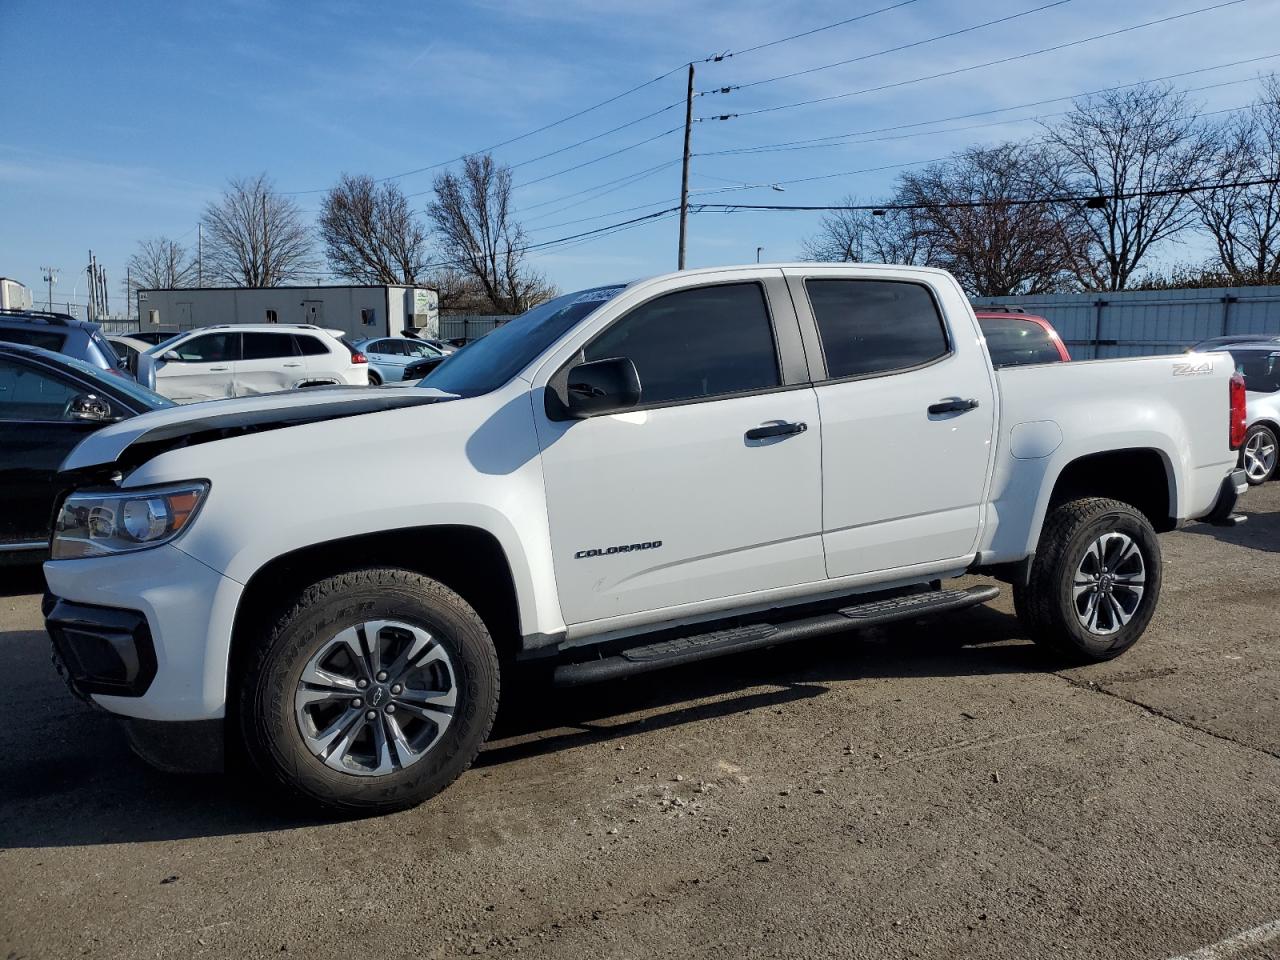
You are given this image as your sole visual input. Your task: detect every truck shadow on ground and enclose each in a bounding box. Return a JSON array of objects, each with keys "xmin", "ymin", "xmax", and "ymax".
[
  {"xmin": 0, "ymin": 599, "xmax": 1048, "ymax": 850},
  {"xmin": 1181, "ymin": 485, "xmax": 1280, "ymax": 553}
]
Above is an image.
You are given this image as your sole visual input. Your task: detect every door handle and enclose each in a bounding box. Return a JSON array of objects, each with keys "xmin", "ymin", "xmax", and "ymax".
[
  {"xmin": 283, "ymin": 362, "xmax": 302, "ymax": 368},
  {"xmin": 745, "ymin": 420, "xmax": 808, "ymax": 441},
  {"xmin": 928, "ymin": 397, "xmax": 980, "ymax": 415},
  {"xmin": 209, "ymin": 366, "xmax": 229, "ymax": 372}
]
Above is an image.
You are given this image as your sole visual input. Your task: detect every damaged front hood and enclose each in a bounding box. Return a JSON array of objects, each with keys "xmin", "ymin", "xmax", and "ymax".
[{"xmin": 62, "ymin": 386, "xmax": 458, "ymax": 474}]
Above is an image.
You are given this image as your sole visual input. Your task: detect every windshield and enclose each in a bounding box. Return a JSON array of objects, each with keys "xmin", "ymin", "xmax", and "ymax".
[
  {"xmin": 1229, "ymin": 349, "xmax": 1280, "ymax": 394},
  {"xmin": 421, "ymin": 285, "xmax": 626, "ymax": 398},
  {"xmin": 55, "ymin": 351, "xmax": 175, "ymax": 409}
]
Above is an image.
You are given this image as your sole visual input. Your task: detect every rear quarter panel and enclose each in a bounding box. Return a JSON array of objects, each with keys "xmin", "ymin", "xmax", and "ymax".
[{"xmin": 982, "ymin": 352, "xmax": 1237, "ymax": 562}]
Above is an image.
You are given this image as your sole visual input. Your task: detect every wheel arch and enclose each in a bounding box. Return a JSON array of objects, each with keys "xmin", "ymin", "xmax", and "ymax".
[{"xmin": 227, "ymin": 524, "xmax": 523, "ymax": 702}]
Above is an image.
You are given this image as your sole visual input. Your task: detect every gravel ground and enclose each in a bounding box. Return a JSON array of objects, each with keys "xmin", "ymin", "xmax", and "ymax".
[{"xmin": 1, "ymin": 485, "xmax": 1278, "ymax": 960}]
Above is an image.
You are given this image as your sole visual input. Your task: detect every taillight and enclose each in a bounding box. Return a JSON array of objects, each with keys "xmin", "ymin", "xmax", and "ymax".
[
  {"xmin": 351, "ymin": 352, "xmax": 368, "ymax": 364},
  {"xmin": 1229, "ymin": 372, "xmax": 1247, "ymax": 449}
]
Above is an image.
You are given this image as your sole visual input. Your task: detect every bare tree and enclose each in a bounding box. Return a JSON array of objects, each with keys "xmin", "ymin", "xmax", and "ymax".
[
  {"xmin": 200, "ymin": 174, "xmax": 317, "ymax": 286},
  {"xmin": 898, "ymin": 144, "xmax": 1083, "ymax": 297},
  {"xmin": 1044, "ymin": 85, "xmax": 1216, "ymax": 291},
  {"xmin": 801, "ymin": 200, "xmax": 933, "ymax": 266},
  {"xmin": 427, "ymin": 154, "xmax": 552, "ymax": 314},
  {"xmin": 1193, "ymin": 74, "xmax": 1280, "ymax": 285},
  {"xmin": 319, "ymin": 174, "xmax": 430, "ymax": 284},
  {"xmin": 127, "ymin": 236, "xmax": 197, "ymax": 290}
]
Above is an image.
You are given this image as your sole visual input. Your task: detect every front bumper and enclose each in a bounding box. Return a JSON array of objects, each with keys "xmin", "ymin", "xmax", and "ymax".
[
  {"xmin": 43, "ymin": 543, "xmax": 243, "ymax": 722},
  {"xmin": 1204, "ymin": 467, "xmax": 1249, "ymax": 526}
]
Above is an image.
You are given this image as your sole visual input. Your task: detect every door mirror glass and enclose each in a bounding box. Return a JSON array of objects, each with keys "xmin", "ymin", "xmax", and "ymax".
[
  {"xmin": 161, "ymin": 350, "xmax": 181, "ymax": 362},
  {"xmin": 66, "ymin": 393, "xmax": 114, "ymax": 422},
  {"xmin": 564, "ymin": 357, "xmax": 641, "ymax": 418}
]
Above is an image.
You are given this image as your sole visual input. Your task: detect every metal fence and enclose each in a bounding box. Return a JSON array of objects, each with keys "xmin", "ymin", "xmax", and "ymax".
[
  {"xmin": 975, "ymin": 286, "xmax": 1280, "ymax": 359},
  {"xmin": 438, "ymin": 315, "xmax": 508, "ymax": 342}
]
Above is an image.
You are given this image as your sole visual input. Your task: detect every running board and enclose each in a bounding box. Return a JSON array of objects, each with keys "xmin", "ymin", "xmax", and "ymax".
[{"xmin": 552, "ymin": 585, "xmax": 1001, "ymax": 687}]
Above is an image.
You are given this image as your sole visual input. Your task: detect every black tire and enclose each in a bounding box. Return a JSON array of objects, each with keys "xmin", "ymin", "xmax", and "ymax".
[
  {"xmin": 1240, "ymin": 423, "xmax": 1277, "ymax": 486},
  {"xmin": 1013, "ymin": 498, "xmax": 1162, "ymax": 663},
  {"xmin": 368, "ymin": 371, "xmax": 383, "ymax": 387},
  {"xmin": 239, "ymin": 568, "xmax": 499, "ymax": 814}
]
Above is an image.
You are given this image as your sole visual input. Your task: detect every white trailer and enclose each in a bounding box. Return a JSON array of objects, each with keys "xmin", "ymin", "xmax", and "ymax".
[
  {"xmin": 135, "ymin": 284, "xmax": 439, "ymax": 339},
  {"xmin": 0, "ymin": 278, "xmax": 33, "ymax": 311}
]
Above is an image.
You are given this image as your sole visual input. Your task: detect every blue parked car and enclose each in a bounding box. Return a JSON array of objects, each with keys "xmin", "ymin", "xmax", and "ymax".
[
  {"xmin": 351, "ymin": 336, "xmax": 446, "ymax": 385},
  {"xmin": 0, "ymin": 309, "xmax": 129, "ymax": 377}
]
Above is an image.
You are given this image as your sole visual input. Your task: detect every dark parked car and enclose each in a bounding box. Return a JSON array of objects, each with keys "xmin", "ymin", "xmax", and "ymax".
[
  {"xmin": 1189, "ymin": 334, "xmax": 1280, "ymax": 353},
  {"xmin": 975, "ymin": 311, "xmax": 1071, "ymax": 367},
  {"xmin": 0, "ymin": 308, "xmax": 128, "ymax": 376},
  {"xmin": 0, "ymin": 343, "xmax": 173, "ymax": 559}
]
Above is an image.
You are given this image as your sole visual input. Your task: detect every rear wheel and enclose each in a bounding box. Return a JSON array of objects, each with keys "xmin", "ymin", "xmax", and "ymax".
[
  {"xmin": 368, "ymin": 370, "xmax": 383, "ymax": 387},
  {"xmin": 1013, "ymin": 498, "xmax": 1161, "ymax": 663},
  {"xmin": 1241, "ymin": 423, "xmax": 1277, "ymax": 485},
  {"xmin": 239, "ymin": 568, "xmax": 499, "ymax": 814}
]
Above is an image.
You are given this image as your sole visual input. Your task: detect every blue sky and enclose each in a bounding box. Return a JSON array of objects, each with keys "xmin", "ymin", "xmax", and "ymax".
[{"xmin": 3, "ymin": 0, "xmax": 1279, "ymax": 312}]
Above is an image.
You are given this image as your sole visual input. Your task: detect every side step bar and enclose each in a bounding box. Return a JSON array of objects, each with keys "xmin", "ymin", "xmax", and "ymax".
[{"xmin": 553, "ymin": 584, "xmax": 1001, "ymax": 687}]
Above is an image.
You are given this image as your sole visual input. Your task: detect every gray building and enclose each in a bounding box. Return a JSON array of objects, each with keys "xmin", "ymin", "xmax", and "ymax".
[{"xmin": 135, "ymin": 284, "xmax": 439, "ymax": 339}]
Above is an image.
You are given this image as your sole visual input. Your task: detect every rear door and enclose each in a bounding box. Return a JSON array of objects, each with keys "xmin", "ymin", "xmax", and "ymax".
[
  {"xmin": 532, "ymin": 273, "xmax": 825, "ymax": 627},
  {"xmin": 236, "ymin": 332, "xmax": 303, "ymax": 395},
  {"xmin": 785, "ymin": 268, "xmax": 997, "ymax": 579},
  {"xmin": 155, "ymin": 331, "xmax": 239, "ymax": 402}
]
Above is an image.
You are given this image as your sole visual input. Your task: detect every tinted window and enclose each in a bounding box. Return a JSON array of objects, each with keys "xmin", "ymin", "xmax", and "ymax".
[
  {"xmin": 243, "ymin": 332, "xmax": 298, "ymax": 360},
  {"xmin": 406, "ymin": 341, "xmax": 440, "ymax": 359},
  {"xmin": 806, "ymin": 280, "xmax": 949, "ymax": 379},
  {"xmin": 295, "ymin": 335, "xmax": 331, "ymax": 356},
  {"xmin": 0, "ymin": 327, "xmax": 66, "ymax": 352},
  {"xmin": 379, "ymin": 340, "xmax": 407, "ymax": 356},
  {"xmin": 1230, "ymin": 350, "xmax": 1280, "ymax": 394},
  {"xmin": 424, "ymin": 286, "xmax": 626, "ymax": 398},
  {"xmin": 0, "ymin": 358, "xmax": 81, "ymax": 420},
  {"xmin": 173, "ymin": 332, "xmax": 239, "ymax": 363},
  {"xmin": 583, "ymin": 283, "xmax": 779, "ymax": 406},
  {"xmin": 979, "ymin": 317, "xmax": 1064, "ymax": 367}
]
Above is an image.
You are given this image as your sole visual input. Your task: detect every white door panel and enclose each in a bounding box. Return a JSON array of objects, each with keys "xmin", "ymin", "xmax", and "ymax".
[
  {"xmin": 233, "ymin": 358, "xmax": 298, "ymax": 395},
  {"xmin": 537, "ymin": 390, "xmax": 825, "ymax": 625},
  {"xmin": 154, "ymin": 361, "xmax": 235, "ymax": 402}
]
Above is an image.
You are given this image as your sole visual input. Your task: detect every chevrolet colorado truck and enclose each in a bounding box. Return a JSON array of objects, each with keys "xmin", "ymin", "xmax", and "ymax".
[{"xmin": 43, "ymin": 264, "xmax": 1249, "ymax": 813}]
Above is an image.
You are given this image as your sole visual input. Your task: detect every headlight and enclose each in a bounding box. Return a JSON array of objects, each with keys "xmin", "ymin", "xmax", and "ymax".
[{"xmin": 52, "ymin": 482, "xmax": 209, "ymax": 559}]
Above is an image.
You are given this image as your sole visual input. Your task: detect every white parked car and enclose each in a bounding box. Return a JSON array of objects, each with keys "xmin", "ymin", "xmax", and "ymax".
[
  {"xmin": 137, "ymin": 325, "xmax": 369, "ymax": 402},
  {"xmin": 45, "ymin": 264, "xmax": 1247, "ymax": 814},
  {"xmin": 1223, "ymin": 342, "xmax": 1280, "ymax": 484}
]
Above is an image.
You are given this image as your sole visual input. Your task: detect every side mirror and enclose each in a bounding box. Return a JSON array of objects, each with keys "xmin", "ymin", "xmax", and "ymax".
[
  {"xmin": 161, "ymin": 350, "xmax": 181, "ymax": 362},
  {"xmin": 564, "ymin": 357, "xmax": 641, "ymax": 418},
  {"xmin": 66, "ymin": 394, "xmax": 114, "ymax": 423}
]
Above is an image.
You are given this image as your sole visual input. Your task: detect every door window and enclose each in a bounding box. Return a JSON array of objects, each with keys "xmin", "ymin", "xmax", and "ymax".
[
  {"xmin": 806, "ymin": 279, "xmax": 949, "ymax": 380},
  {"xmin": 979, "ymin": 317, "xmax": 1063, "ymax": 367},
  {"xmin": 0, "ymin": 358, "xmax": 82, "ymax": 420},
  {"xmin": 242, "ymin": 332, "xmax": 299, "ymax": 360},
  {"xmin": 294, "ymin": 335, "xmax": 331, "ymax": 356},
  {"xmin": 378, "ymin": 340, "xmax": 407, "ymax": 356},
  {"xmin": 172, "ymin": 332, "xmax": 239, "ymax": 363},
  {"xmin": 583, "ymin": 283, "xmax": 780, "ymax": 406},
  {"xmin": 0, "ymin": 327, "xmax": 66, "ymax": 351}
]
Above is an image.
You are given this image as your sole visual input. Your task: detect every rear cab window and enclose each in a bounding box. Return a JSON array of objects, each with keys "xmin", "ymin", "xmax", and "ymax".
[
  {"xmin": 0, "ymin": 327, "xmax": 67, "ymax": 352},
  {"xmin": 804, "ymin": 279, "xmax": 950, "ymax": 380}
]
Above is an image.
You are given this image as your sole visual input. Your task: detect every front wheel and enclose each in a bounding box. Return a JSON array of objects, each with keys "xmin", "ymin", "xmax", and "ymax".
[
  {"xmin": 239, "ymin": 568, "xmax": 499, "ymax": 814},
  {"xmin": 1013, "ymin": 498, "xmax": 1162, "ymax": 663},
  {"xmin": 1241, "ymin": 423, "xmax": 1277, "ymax": 485}
]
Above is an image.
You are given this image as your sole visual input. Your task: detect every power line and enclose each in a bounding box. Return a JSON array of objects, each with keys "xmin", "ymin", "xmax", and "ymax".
[
  {"xmin": 698, "ymin": 56, "xmax": 1280, "ymax": 157},
  {"xmin": 689, "ymin": 174, "xmax": 1280, "ymax": 214},
  {"xmin": 706, "ymin": 0, "xmax": 924, "ymax": 61},
  {"xmin": 522, "ymin": 161, "xmax": 681, "ymax": 224},
  {"xmin": 712, "ymin": 0, "xmax": 1076, "ymax": 95},
  {"xmin": 513, "ymin": 126, "xmax": 684, "ymax": 189},
  {"xmin": 706, "ymin": 0, "xmax": 1250, "ymax": 121},
  {"xmin": 519, "ymin": 159, "xmax": 681, "ymax": 215}
]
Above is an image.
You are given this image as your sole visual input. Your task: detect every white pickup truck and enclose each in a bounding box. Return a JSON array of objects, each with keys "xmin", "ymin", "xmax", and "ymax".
[{"xmin": 44, "ymin": 264, "xmax": 1248, "ymax": 813}]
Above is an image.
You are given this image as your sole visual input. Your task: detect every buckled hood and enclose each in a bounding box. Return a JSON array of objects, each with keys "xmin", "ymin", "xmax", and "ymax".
[{"xmin": 60, "ymin": 385, "xmax": 458, "ymax": 474}]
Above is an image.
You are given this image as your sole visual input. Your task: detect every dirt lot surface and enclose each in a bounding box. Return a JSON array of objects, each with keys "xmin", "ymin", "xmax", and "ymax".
[{"xmin": 2, "ymin": 486, "xmax": 1278, "ymax": 960}]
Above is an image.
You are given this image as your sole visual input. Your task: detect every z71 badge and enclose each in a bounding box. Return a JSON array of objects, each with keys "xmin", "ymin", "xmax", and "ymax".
[
  {"xmin": 1172, "ymin": 361, "xmax": 1213, "ymax": 376},
  {"xmin": 575, "ymin": 541, "xmax": 662, "ymax": 559}
]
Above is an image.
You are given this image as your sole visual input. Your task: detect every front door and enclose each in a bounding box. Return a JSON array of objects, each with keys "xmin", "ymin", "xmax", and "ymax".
[
  {"xmin": 302, "ymin": 301, "xmax": 324, "ymax": 326},
  {"xmin": 155, "ymin": 330, "xmax": 240, "ymax": 402},
  {"xmin": 534, "ymin": 278, "xmax": 825, "ymax": 627},
  {"xmin": 786, "ymin": 270, "xmax": 997, "ymax": 579}
]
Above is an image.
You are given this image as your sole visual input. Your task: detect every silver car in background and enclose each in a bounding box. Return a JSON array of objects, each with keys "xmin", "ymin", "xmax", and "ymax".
[{"xmin": 1227, "ymin": 343, "xmax": 1280, "ymax": 484}]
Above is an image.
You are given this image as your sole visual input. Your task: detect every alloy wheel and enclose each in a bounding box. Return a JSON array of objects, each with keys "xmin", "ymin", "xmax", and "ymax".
[
  {"xmin": 293, "ymin": 620, "xmax": 457, "ymax": 776},
  {"xmin": 1244, "ymin": 430, "xmax": 1277, "ymax": 482},
  {"xmin": 1072, "ymin": 532, "xmax": 1146, "ymax": 636}
]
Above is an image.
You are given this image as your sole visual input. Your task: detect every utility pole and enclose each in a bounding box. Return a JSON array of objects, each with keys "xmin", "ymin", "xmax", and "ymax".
[
  {"xmin": 756, "ymin": 246, "xmax": 764, "ymax": 263},
  {"xmin": 40, "ymin": 266, "xmax": 58, "ymax": 310},
  {"xmin": 677, "ymin": 63, "xmax": 694, "ymax": 270},
  {"xmin": 197, "ymin": 223, "xmax": 203, "ymax": 285}
]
